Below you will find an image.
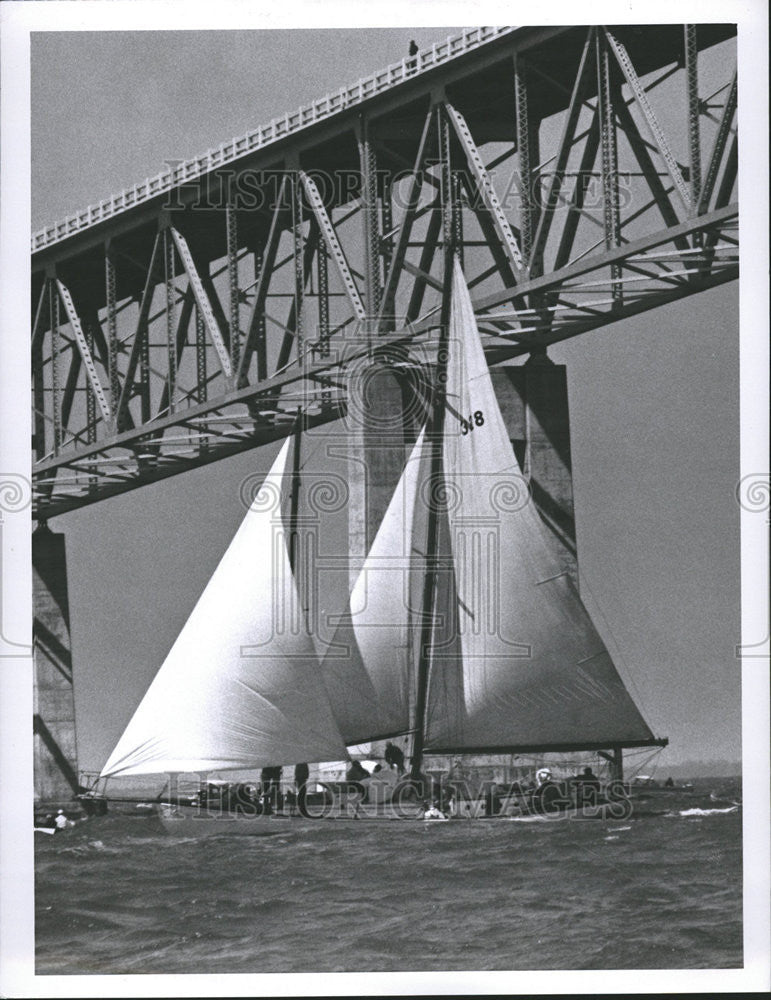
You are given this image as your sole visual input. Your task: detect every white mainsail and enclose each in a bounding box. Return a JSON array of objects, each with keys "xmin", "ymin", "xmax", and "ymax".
[
  {"xmin": 423, "ymin": 260, "xmax": 656, "ymax": 752},
  {"xmin": 100, "ymin": 439, "xmax": 346, "ymax": 778},
  {"xmin": 320, "ymin": 427, "xmax": 429, "ymax": 743}
]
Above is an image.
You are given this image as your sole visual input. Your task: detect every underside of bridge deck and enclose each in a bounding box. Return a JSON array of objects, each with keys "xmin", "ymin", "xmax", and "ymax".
[{"xmin": 31, "ymin": 24, "xmax": 738, "ymax": 522}]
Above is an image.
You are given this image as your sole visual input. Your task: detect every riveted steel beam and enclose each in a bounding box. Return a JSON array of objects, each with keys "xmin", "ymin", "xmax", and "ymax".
[
  {"xmin": 32, "ymin": 282, "xmax": 48, "ymax": 460},
  {"xmin": 380, "ymin": 171, "xmax": 394, "ymax": 292},
  {"xmin": 163, "ymin": 229, "xmax": 177, "ymax": 413},
  {"xmin": 239, "ymin": 174, "xmax": 288, "ymax": 386},
  {"xmin": 317, "ymin": 240, "xmax": 331, "ymax": 409},
  {"xmin": 50, "ymin": 280, "xmax": 62, "ymax": 455},
  {"xmin": 698, "ymin": 70, "xmax": 737, "ymax": 216},
  {"xmin": 226, "ymin": 203, "xmax": 241, "ymax": 372},
  {"xmin": 445, "ymin": 101, "xmax": 524, "ymax": 275},
  {"xmin": 115, "ymin": 232, "xmax": 160, "ymax": 430},
  {"xmin": 514, "ymin": 54, "xmax": 541, "ymax": 273},
  {"xmin": 104, "ymin": 247, "xmax": 120, "ymax": 420},
  {"xmin": 291, "ymin": 172, "xmax": 305, "ymax": 369},
  {"xmin": 684, "ymin": 25, "xmax": 702, "ymax": 213},
  {"xmin": 300, "ymin": 171, "xmax": 366, "ymax": 321},
  {"xmin": 60, "ymin": 344, "xmax": 81, "ymax": 436},
  {"xmin": 452, "ymin": 171, "xmax": 464, "ymax": 270},
  {"xmin": 170, "ymin": 225, "xmax": 233, "ymax": 382},
  {"xmin": 31, "ymin": 280, "xmax": 48, "ymax": 356},
  {"xmin": 56, "ymin": 279, "xmax": 112, "ymax": 423},
  {"xmin": 604, "ymin": 28, "xmax": 691, "ymax": 211},
  {"xmin": 357, "ymin": 116, "xmax": 381, "ymax": 323},
  {"xmin": 84, "ymin": 320, "xmax": 98, "ymax": 494},
  {"xmin": 596, "ymin": 30, "xmax": 622, "ymax": 309}
]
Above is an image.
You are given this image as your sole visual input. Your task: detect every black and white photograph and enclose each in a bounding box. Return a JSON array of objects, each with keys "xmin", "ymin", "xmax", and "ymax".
[{"xmin": 0, "ymin": 0, "xmax": 768, "ymax": 995}]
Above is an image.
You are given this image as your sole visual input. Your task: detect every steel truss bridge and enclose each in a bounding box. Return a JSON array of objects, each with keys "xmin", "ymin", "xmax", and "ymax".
[{"xmin": 31, "ymin": 24, "xmax": 738, "ymax": 521}]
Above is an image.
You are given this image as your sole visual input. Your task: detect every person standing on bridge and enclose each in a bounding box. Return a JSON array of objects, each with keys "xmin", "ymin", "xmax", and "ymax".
[{"xmin": 407, "ymin": 39, "xmax": 419, "ymax": 75}]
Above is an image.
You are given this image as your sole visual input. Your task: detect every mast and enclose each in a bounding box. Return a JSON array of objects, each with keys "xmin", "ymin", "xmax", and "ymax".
[
  {"xmin": 411, "ymin": 105, "xmax": 454, "ymax": 781},
  {"xmin": 598, "ymin": 745, "xmax": 626, "ymax": 785},
  {"xmin": 611, "ymin": 746, "xmax": 624, "ymax": 784},
  {"xmin": 288, "ymin": 407, "xmax": 303, "ymax": 574}
]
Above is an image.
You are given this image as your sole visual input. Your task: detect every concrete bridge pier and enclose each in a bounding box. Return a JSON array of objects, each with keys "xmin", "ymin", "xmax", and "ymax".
[
  {"xmin": 492, "ymin": 354, "xmax": 578, "ymax": 581},
  {"xmin": 349, "ymin": 352, "xmax": 577, "ymax": 589},
  {"xmin": 32, "ymin": 524, "xmax": 80, "ymax": 811}
]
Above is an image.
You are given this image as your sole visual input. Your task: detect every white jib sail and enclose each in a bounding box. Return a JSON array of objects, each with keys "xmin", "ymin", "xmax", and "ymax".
[
  {"xmin": 424, "ymin": 260, "xmax": 655, "ymax": 751},
  {"xmin": 100, "ymin": 439, "xmax": 346, "ymax": 778},
  {"xmin": 321, "ymin": 427, "xmax": 428, "ymax": 743}
]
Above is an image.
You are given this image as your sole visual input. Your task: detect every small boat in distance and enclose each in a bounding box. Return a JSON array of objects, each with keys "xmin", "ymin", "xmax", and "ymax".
[{"xmin": 98, "ymin": 259, "xmax": 666, "ymax": 833}]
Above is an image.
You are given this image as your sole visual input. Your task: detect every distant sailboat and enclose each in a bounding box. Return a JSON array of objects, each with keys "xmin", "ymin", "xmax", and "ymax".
[{"xmin": 99, "ymin": 257, "xmax": 664, "ymax": 831}]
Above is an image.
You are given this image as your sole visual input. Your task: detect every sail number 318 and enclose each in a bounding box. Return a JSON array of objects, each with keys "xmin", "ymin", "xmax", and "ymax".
[{"xmin": 460, "ymin": 411, "xmax": 485, "ymax": 435}]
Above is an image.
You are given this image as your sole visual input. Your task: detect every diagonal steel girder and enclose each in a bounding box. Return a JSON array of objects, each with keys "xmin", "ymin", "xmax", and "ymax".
[
  {"xmin": 55, "ymin": 279, "xmax": 112, "ymax": 423},
  {"xmin": 604, "ymin": 28, "xmax": 691, "ymax": 212},
  {"xmin": 300, "ymin": 171, "xmax": 366, "ymax": 321},
  {"xmin": 115, "ymin": 232, "xmax": 160, "ymax": 429},
  {"xmin": 444, "ymin": 102, "xmax": 525, "ymax": 277},
  {"xmin": 170, "ymin": 226, "xmax": 234, "ymax": 382}
]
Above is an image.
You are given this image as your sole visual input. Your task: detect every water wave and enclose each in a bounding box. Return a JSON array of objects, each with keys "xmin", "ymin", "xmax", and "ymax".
[
  {"xmin": 35, "ymin": 777, "xmax": 743, "ymax": 973},
  {"xmin": 679, "ymin": 806, "xmax": 739, "ymax": 817}
]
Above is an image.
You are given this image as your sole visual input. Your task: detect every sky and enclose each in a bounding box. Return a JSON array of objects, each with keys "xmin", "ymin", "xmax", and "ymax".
[{"xmin": 29, "ymin": 25, "xmax": 744, "ymax": 775}]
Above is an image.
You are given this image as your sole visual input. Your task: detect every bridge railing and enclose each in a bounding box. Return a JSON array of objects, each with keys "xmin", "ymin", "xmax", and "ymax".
[{"xmin": 31, "ymin": 25, "xmax": 516, "ymax": 253}]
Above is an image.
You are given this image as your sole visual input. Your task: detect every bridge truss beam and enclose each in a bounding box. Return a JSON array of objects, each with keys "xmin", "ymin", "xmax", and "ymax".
[{"xmin": 31, "ymin": 24, "xmax": 738, "ymax": 521}]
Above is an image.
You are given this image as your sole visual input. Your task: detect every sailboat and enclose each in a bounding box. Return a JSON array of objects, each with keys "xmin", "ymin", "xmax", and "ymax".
[{"xmin": 98, "ymin": 257, "xmax": 665, "ymax": 832}]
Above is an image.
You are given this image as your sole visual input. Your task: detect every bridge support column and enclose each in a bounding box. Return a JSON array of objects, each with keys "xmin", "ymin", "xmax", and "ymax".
[
  {"xmin": 348, "ymin": 353, "xmax": 575, "ymax": 584},
  {"xmin": 33, "ymin": 525, "xmax": 80, "ymax": 809},
  {"xmin": 491, "ymin": 354, "xmax": 577, "ymax": 581},
  {"xmin": 346, "ymin": 355, "xmax": 424, "ymax": 589}
]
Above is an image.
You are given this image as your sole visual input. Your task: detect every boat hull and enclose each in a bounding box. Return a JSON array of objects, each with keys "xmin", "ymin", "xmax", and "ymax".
[{"xmin": 505, "ymin": 802, "xmax": 632, "ymax": 822}]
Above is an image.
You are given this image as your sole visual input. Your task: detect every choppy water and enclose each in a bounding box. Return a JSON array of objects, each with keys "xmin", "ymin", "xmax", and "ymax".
[{"xmin": 35, "ymin": 778, "xmax": 742, "ymax": 974}]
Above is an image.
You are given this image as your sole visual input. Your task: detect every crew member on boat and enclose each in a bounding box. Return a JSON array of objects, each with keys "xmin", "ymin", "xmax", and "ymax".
[
  {"xmin": 346, "ymin": 759, "xmax": 370, "ymax": 798},
  {"xmin": 423, "ymin": 801, "xmax": 447, "ymax": 820},
  {"xmin": 294, "ymin": 762, "xmax": 310, "ymax": 815},
  {"xmin": 529, "ymin": 768, "xmax": 564, "ymax": 814},
  {"xmin": 54, "ymin": 809, "xmax": 73, "ymax": 831},
  {"xmin": 384, "ymin": 741, "xmax": 406, "ymax": 774},
  {"xmin": 572, "ymin": 766, "xmax": 601, "ymax": 807},
  {"xmin": 260, "ymin": 766, "xmax": 282, "ymax": 813}
]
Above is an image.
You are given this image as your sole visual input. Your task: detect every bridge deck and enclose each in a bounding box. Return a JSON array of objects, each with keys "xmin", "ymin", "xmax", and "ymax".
[{"xmin": 32, "ymin": 26, "xmax": 516, "ymax": 255}]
